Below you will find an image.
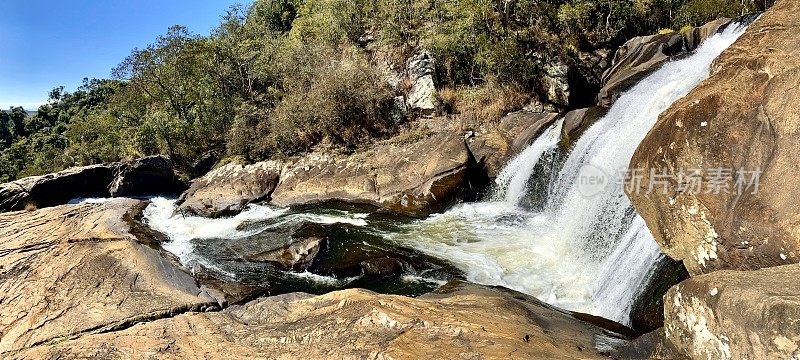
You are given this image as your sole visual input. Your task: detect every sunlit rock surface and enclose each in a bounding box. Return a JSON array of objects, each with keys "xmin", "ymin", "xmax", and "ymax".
[
  {"xmin": 12, "ymin": 283, "xmax": 631, "ymax": 360},
  {"xmin": 0, "ymin": 199, "xmax": 217, "ymax": 355},
  {"xmin": 628, "ymin": 1, "xmax": 800, "ymax": 276},
  {"xmin": 664, "ymin": 265, "xmax": 800, "ymax": 360}
]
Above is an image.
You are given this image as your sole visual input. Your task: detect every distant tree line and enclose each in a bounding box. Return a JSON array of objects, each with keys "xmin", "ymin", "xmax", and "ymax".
[{"xmin": 0, "ymin": 0, "xmax": 773, "ymax": 182}]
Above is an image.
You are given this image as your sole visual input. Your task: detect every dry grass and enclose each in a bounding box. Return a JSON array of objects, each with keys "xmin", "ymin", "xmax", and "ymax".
[{"xmin": 440, "ymin": 81, "xmax": 531, "ymax": 129}]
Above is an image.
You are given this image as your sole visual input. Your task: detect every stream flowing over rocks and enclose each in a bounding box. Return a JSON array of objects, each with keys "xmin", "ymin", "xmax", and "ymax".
[{"xmin": 2, "ymin": 5, "xmax": 799, "ymax": 359}]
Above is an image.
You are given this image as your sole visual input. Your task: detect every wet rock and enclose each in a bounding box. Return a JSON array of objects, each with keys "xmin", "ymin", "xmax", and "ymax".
[
  {"xmin": 15, "ymin": 282, "xmax": 631, "ymax": 359},
  {"xmin": 467, "ymin": 111, "xmax": 560, "ymax": 178},
  {"xmin": 109, "ymin": 155, "xmax": 185, "ymax": 197},
  {"xmin": 360, "ymin": 257, "xmax": 405, "ymax": 277},
  {"xmin": 663, "ymin": 264, "xmax": 800, "ymax": 360},
  {"xmin": 247, "ymin": 236, "xmax": 324, "ymax": 271},
  {"xmin": 0, "ymin": 199, "xmax": 217, "ymax": 355},
  {"xmin": 629, "ymin": 257, "xmax": 690, "ymax": 334},
  {"xmin": 560, "ymin": 106, "xmax": 607, "ymax": 146},
  {"xmin": 613, "ymin": 328, "xmax": 689, "ymax": 360},
  {"xmin": 271, "ymin": 132, "xmax": 486, "ymax": 216},
  {"xmin": 178, "ymin": 160, "xmax": 282, "ymax": 218},
  {"xmin": 627, "ymin": 3, "xmax": 800, "ymax": 275},
  {"xmin": 598, "ymin": 19, "xmax": 732, "ymax": 107}
]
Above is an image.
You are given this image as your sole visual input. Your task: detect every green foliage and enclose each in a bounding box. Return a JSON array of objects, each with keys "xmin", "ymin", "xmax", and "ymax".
[{"xmin": 0, "ymin": 0, "xmax": 776, "ymax": 182}]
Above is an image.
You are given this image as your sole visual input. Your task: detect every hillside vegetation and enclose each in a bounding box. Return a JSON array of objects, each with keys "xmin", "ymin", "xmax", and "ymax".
[{"xmin": 0, "ymin": 0, "xmax": 773, "ymax": 182}]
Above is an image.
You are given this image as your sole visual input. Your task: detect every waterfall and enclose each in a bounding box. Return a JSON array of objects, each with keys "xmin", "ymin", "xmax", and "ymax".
[
  {"xmin": 493, "ymin": 120, "xmax": 563, "ymax": 206},
  {"xmin": 387, "ymin": 24, "xmax": 748, "ymax": 325}
]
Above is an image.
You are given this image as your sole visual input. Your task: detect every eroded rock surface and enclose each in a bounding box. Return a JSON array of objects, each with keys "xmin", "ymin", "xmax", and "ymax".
[
  {"xmin": 627, "ymin": 2, "xmax": 800, "ymax": 275},
  {"xmin": 0, "ymin": 199, "xmax": 217, "ymax": 356},
  {"xmin": 598, "ymin": 18, "xmax": 732, "ymax": 107},
  {"xmin": 178, "ymin": 160, "xmax": 282, "ymax": 217},
  {"xmin": 663, "ymin": 264, "xmax": 800, "ymax": 360},
  {"xmin": 467, "ymin": 111, "xmax": 560, "ymax": 178},
  {"xmin": 14, "ymin": 282, "xmax": 630, "ymax": 360},
  {"xmin": 0, "ymin": 156, "xmax": 184, "ymax": 213},
  {"xmin": 271, "ymin": 132, "xmax": 484, "ymax": 216},
  {"xmin": 0, "ymin": 164, "xmax": 114, "ymax": 212},
  {"xmin": 109, "ymin": 155, "xmax": 185, "ymax": 197}
]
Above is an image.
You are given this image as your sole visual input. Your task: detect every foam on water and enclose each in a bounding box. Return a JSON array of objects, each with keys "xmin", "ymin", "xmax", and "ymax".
[
  {"xmin": 143, "ymin": 197, "xmax": 369, "ymax": 268},
  {"xmin": 386, "ymin": 24, "xmax": 748, "ymax": 325}
]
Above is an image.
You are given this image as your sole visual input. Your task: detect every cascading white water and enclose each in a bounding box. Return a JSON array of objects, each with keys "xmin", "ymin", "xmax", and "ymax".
[
  {"xmin": 492, "ymin": 120, "xmax": 564, "ymax": 205},
  {"xmin": 386, "ymin": 24, "xmax": 748, "ymax": 325}
]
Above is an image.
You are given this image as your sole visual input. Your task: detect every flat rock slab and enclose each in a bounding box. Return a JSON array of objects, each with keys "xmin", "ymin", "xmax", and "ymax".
[
  {"xmin": 0, "ymin": 199, "xmax": 217, "ymax": 355},
  {"xmin": 664, "ymin": 264, "xmax": 800, "ymax": 359},
  {"xmin": 14, "ymin": 283, "xmax": 629, "ymax": 359}
]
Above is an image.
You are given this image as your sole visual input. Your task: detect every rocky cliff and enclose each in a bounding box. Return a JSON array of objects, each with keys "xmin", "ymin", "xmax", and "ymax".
[{"xmin": 627, "ymin": 0, "xmax": 800, "ymax": 358}]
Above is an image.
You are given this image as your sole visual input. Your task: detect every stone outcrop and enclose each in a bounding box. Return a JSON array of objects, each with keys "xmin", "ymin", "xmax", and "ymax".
[
  {"xmin": 0, "ymin": 164, "xmax": 114, "ymax": 212},
  {"xmin": 406, "ymin": 52, "xmax": 437, "ymax": 115},
  {"xmin": 0, "ymin": 199, "xmax": 218, "ymax": 356},
  {"xmin": 598, "ymin": 18, "xmax": 732, "ymax": 107},
  {"xmin": 560, "ymin": 106, "xmax": 607, "ymax": 145},
  {"xmin": 627, "ymin": 2, "xmax": 799, "ymax": 276},
  {"xmin": 178, "ymin": 160, "xmax": 282, "ymax": 218},
  {"xmin": 467, "ymin": 111, "xmax": 560, "ymax": 178},
  {"xmin": 271, "ymin": 132, "xmax": 485, "ymax": 216},
  {"xmin": 663, "ymin": 264, "xmax": 800, "ymax": 360},
  {"xmin": 109, "ymin": 155, "xmax": 185, "ymax": 197},
  {"xmin": 0, "ymin": 156, "xmax": 184, "ymax": 213},
  {"xmin": 13, "ymin": 282, "xmax": 631, "ymax": 359}
]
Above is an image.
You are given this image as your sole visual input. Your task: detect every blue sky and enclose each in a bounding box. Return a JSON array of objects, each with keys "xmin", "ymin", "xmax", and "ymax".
[{"xmin": 0, "ymin": 0, "xmax": 250, "ymax": 110}]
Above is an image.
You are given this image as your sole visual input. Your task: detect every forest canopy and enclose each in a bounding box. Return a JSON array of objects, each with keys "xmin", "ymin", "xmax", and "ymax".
[{"xmin": 0, "ymin": 0, "xmax": 773, "ymax": 182}]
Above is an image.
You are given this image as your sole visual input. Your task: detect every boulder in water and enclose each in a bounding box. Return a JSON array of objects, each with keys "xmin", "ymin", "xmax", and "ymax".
[
  {"xmin": 271, "ymin": 132, "xmax": 486, "ymax": 216},
  {"xmin": 178, "ymin": 160, "xmax": 282, "ymax": 218},
  {"xmin": 360, "ymin": 257, "xmax": 405, "ymax": 277},
  {"xmin": 247, "ymin": 236, "xmax": 325, "ymax": 271},
  {"xmin": 628, "ymin": 4, "xmax": 799, "ymax": 275}
]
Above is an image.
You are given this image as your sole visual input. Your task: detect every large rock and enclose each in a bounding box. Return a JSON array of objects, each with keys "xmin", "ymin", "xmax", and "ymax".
[
  {"xmin": 0, "ymin": 156, "xmax": 184, "ymax": 213},
  {"xmin": 598, "ymin": 18, "xmax": 732, "ymax": 107},
  {"xmin": 178, "ymin": 160, "xmax": 282, "ymax": 218},
  {"xmin": 467, "ymin": 111, "xmax": 560, "ymax": 178},
  {"xmin": 109, "ymin": 155, "xmax": 185, "ymax": 197},
  {"xmin": 560, "ymin": 106, "xmax": 607, "ymax": 146},
  {"xmin": 0, "ymin": 199, "xmax": 218, "ymax": 356},
  {"xmin": 271, "ymin": 132, "xmax": 485, "ymax": 216},
  {"xmin": 627, "ymin": 2, "xmax": 800, "ymax": 275},
  {"xmin": 0, "ymin": 164, "xmax": 114, "ymax": 212},
  {"xmin": 406, "ymin": 52, "xmax": 437, "ymax": 115},
  {"xmin": 14, "ymin": 282, "xmax": 631, "ymax": 359},
  {"xmin": 663, "ymin": 264, "xmax": 800, "ymax": 360}
]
